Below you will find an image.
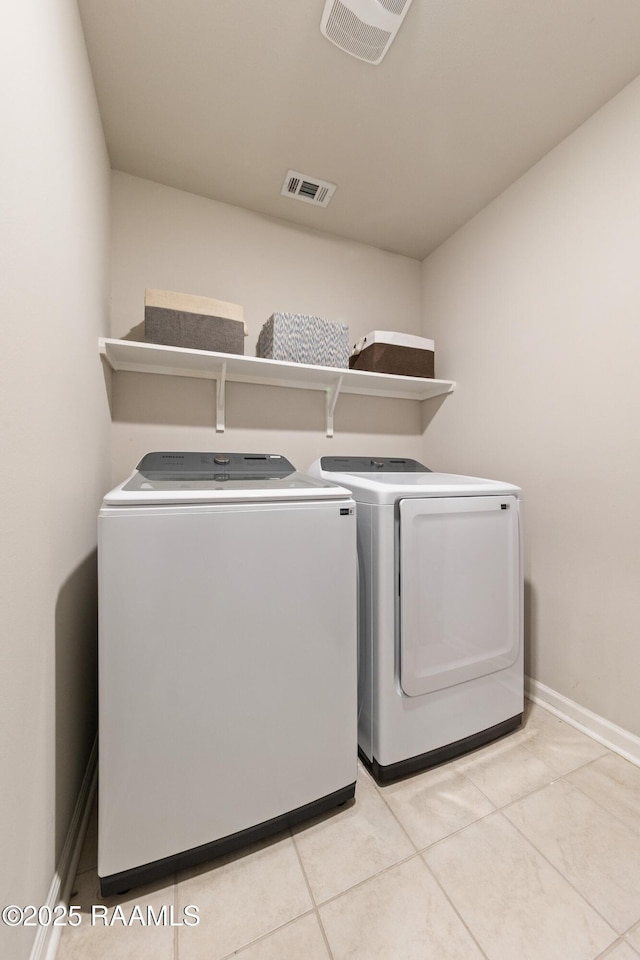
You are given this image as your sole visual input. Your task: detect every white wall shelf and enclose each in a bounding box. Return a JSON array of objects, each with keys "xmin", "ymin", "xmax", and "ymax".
[{"xmin": 99, "ymin": 337, "xmax": 455, "ymax": 437}]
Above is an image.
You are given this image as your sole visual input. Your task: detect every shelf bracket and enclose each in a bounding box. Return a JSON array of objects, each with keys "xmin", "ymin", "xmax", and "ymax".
[
  {"xmin": 215, "ymin": 363, "xmax": 227, "ymax": 432},
  {"xmin": 325, "ymin": 375, "xmax": 344, "ymax": 438}
]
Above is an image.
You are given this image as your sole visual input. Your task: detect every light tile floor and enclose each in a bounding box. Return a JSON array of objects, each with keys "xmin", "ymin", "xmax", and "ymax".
[{"xmin": 57, "ymin": 701, "xmax": 640, "ymax": 960}]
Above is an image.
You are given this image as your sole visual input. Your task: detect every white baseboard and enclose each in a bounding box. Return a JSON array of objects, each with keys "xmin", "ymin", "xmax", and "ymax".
[
  {"xmin": 29, "ymin": 737, "xmax": 98, "ymax": 960},
  {"xmin": 526, "ymin": 677, "xmax": 640, "ymax": 768}
]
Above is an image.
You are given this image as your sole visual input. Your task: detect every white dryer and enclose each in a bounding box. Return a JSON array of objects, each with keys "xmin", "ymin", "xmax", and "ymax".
[
  {"xmin": 98, "ymin": 452, "xmax": 357, "ymax": 895},
  {"xmin": 309, "ymin": 456, "xmax": 523, "ymax": 782}
]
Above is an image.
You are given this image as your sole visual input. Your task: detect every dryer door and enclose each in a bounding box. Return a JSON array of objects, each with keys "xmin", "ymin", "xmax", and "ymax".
[{"xmin": 398, "ymin": 495, "xmax": 520, "ymax": 696}]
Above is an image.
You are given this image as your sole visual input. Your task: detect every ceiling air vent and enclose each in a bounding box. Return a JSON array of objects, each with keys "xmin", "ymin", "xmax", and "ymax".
[
  {"xmin": 281, "ymin": 170, "xmax": 337, "ymax": 208},
  {"xmin": 320, "ymin": 0, "xmax": 414, "ymax": 65}
]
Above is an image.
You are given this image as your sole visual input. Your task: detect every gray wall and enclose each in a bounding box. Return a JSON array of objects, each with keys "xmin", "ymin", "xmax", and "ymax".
[
  {"xmin": 0, "ymin": 1, "xmax": 111, "ymax": 957},
  {"xmin": 421, "ymin": 77, "xmax": 640, "ymax": 736}
]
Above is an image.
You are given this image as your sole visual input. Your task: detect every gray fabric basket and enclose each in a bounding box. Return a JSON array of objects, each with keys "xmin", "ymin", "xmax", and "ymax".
[
  {"xmin": 145, "ymin": 308, "xmax": 245, "ymax": 354},
  {"xmin": 257, "ymin": 313, "xmax": 349, "ymax": 368}
]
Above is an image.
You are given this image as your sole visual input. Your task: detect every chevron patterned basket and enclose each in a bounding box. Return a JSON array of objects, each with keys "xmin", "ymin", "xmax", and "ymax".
[{"xmin": 257, "ymin": 313, "xmax": 349, "ymax": 368}]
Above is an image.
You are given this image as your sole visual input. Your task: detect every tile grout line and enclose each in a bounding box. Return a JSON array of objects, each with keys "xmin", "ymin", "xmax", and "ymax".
[
  {"xmin": 565, "ymin": 763, "xmax": 640, "ymax": 845},
  {"xmin": 214, "ymin": 756, "xmax": 637, "ymax": 960},
  {"xmin": 363, "ymin": 755, "xmax": 509, "ymax": 849},
  {"xmin": 453, "ymin": 731, "xmax": 615, "ymax": 816},
  {"xmin": 289, "ymin": 826, "xmax": 337, "ymax": 960},
  {"xmin": 178, "ymin": 728, "xmax": 619, "ymax": 959},
  {"xmin": 178, "ymin": 825, "xmax": 336, "ymax": 960},
  {"xmin": 363, "ymin": 768, "xmax": 422, "ymax": 855},
  {"xmin": 361, "ymin": 764, "xmax": 492, "ymax": 959},
  {"xmin": 595, "ymin": 936, "xmax": 640, "ymax": 959},
  {"xmin": 358, "ymin": 725, "xmax": 628, "ymax": 956},
  {"xmin": 286, "ymin": 766, "xmax": 423, "ymax": 915},
  {"xmin": 456, "ymin": 738, "xmax": 558, "ymax": 805},
  {"xmin": 501, "ymin": 804, "xmax": 623, "ymax": 942},
  {"xmin": 67, "ymin": 706, "xmax": 628, "ymax": 959},
  {"xmin": 212, "ymin": 827, "xmax": 322, "ymax": 960},
  {"xmin": 419, "ymin": 854, "xmax": 492, "ymax": 960},
  {"xmin": 625, "ymin": 919, "xmax": 640, "ymax": 942},
  {"xmin": 311, "ymin": 849, "xmax": 420, "ymax": 911},
  {"xmin": 622, "ymin": 938, "xmax": 640, "ymax": 959},
  {"xmin": 363, "ymin": 754, "xmax": 503, "ymax": 857},
  {"xmin": 216, "ymin": 909, "xmax": 318, "ymax": 960}
]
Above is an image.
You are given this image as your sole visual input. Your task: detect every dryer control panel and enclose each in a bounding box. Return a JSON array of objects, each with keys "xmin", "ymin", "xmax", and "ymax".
[{"xmin": 319, "ymin": 457, "xmax": 431, "ymax": 473}]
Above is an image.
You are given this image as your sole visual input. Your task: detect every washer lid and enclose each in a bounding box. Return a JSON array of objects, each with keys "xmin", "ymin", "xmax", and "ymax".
[
  {"xmin": 308, "ymin": 456, "xmax": 520, "ymax": 504},
  {"xmin": 103, "ymin": 452, "xmax": 352, "ymax": 505}
]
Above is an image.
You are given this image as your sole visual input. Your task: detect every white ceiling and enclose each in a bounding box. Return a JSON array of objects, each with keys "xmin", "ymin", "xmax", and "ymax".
[{"xmin": 77, "ymin": 0, "xmax": 640, "ymax": 260}]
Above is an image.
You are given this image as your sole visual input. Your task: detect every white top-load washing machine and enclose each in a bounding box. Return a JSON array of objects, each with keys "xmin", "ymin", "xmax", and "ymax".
[
  {"xmin": 309, "ymin": 456, "xmax": 523, "ymax": 782},
  {"xmin": 98, "ymin": 452, "xmax": 357, "ymax": 895}
]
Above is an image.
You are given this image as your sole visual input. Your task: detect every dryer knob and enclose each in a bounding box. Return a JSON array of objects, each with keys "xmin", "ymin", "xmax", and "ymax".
[{"xmin": 371, "ymin": 460, "xmax": 385, "ymax": 469}]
